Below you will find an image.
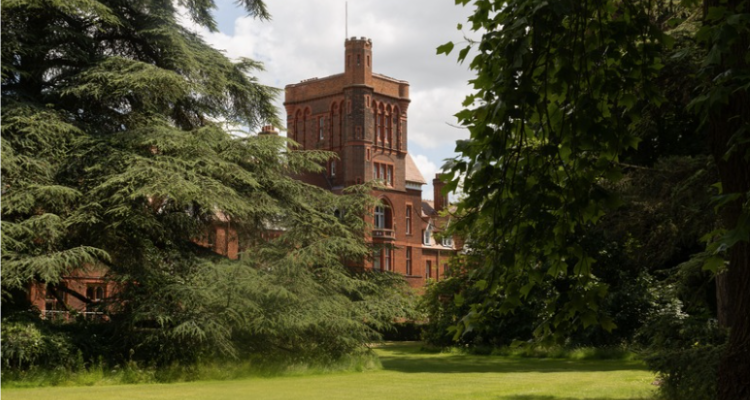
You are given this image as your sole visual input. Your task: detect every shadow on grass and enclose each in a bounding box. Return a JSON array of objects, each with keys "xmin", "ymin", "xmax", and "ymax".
[
  {"xmin": 498, "ymin": 397, "xmax": 647, "ymax": 400},
  {"xmin": 376, "ymin": 343, "xmax": 648, "ymax": 374}
]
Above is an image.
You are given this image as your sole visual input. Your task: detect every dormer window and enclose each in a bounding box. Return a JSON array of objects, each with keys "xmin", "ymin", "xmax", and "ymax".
[
  {"xmin": 423, "ymin": 222, "xmax": 432, "ymax": 245},
  {"xmin": 441, "ymin": 235, "xmax": 453, "ymax": 247}
]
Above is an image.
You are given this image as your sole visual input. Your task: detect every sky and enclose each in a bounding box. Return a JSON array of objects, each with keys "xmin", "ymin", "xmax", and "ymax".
[{"xmin": 185, "ymin": 0, "xmax": 477, "ymax": 199}]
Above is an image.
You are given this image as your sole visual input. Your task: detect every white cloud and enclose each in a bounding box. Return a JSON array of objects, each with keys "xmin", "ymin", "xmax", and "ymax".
[
  {"xmin": 194, "ymin": 0, "xmax": 477, "ymax": 174},
  {"xmin": 409, "ymin": 86, "xmax": 471, "ymax": 150},
  {"xmin": 411, "ymin": 153, "xmax": 438, "ymax": 200}
]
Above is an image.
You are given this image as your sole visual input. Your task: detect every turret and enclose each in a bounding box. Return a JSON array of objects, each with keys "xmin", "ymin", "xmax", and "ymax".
[{"xmin": 344, "ymin": 37, "xmax": 373, "ymax": 86}]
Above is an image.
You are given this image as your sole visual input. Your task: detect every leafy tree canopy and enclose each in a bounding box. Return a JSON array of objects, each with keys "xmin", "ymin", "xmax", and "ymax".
[
  {"xmin": 440, "ymin": 1, "xmax": 748, "ymax": 399},
  {"xmin": 1, "ymin": 0, "xmax": 414, "ymax": 364}
]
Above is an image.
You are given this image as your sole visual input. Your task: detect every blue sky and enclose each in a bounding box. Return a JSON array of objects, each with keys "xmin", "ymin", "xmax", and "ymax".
[{"xmin": 187, "ymin": 0, "xmax": 476, "ymax": 199}]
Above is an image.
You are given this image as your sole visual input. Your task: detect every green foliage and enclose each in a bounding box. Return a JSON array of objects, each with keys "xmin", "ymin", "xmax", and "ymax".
[
  {"xmin": 444, "ymin": 1, "xmax": 748, "ymax": 397},
  {"xmin": 443, "ymin": 0, "xmax": 669, "ymax": 344},
  {"xmin": 1, "ymin": 0, "xmax": 415, "ymax": 369},
  {"xmin": 646, "ymin": 345, "xmax": 725, "ymax": 400}
]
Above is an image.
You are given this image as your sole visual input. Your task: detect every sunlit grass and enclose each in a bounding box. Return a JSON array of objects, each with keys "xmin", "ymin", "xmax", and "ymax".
[{"xmin": 1, "ymin": 342, "xmax": 656, "ymax": 400}]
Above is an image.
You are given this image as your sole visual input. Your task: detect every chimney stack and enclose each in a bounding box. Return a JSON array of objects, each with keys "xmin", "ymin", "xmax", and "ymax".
[
  {"xmin": 259, "ymin": 125, "xmax": 278, "ymax": 136},
  {"xmin": 433, "ymin": 173, "xmax": 448, "ymax": 213}
]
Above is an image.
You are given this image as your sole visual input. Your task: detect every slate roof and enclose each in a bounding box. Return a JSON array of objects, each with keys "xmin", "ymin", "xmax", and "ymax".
[{"xmin": 404, "ymin": 154, "xmax": 426, "ymax": 184}]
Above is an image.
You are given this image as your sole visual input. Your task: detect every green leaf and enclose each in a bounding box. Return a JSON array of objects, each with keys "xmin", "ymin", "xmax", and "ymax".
[
  {"xmin": 703, "ymin": 256, "xmax": 726, "ymax": 273},
  {"xmin": 437, "ymin": 41, "xmax": 455, "ymax": 55}
]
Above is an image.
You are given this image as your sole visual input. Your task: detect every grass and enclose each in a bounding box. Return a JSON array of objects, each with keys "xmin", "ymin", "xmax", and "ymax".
[{"xmin": 1, "ymin": 342, "xmax": 657, "ymax": 400}]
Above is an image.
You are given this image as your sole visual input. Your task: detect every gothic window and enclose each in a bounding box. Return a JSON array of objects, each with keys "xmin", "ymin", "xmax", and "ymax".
[
  {"xmin": 374, "ymin": 199, "xmax": 393, "ymax": 230},
  {"xmin": 319, "ymin": 116, "xmax": 325, "ymax": 140},
  {"xmin": 375, "ymin": 205, "xmax": 386, "ymax": 229},
  {"xmin": 86, "ymin": 284, "xmax": 106, "ymax": 318},
  {"xmin": 386, "ymin": 106, "xmax": 392, "ymax": 146},
  {"xmin": 378, "ymin": 104, "xmax": 385, "ymax": 143}
]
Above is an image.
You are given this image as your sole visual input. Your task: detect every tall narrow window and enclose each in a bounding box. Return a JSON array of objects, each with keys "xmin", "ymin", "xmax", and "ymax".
[
  {"xmin": 375, "ymin": 108, "xmax": 381, "ymax": 145},
  {"xmin": 405, "ymin": 205, "xmax": 412, "ymax": 234},
  {"xmin": 86, "ymin": 285, "xmax": 106, "ymax": 319},
  {"xmin": 375, "ymin": 205, "xmax": 385, "ymax": 229},
  {"xmin": 319, "ymin": 117, "xmax": 325, "ymax": 140},
  {"xmin": 380, "ymin": 164, "xmax": 386, "ymax": 183},
  {"xmin": 426, "ymin": 260, "xmax": 432, "ymax": 279},
  {"xmin": 406, "ymin": 247, "xmax": 412, "ymax": 275},
  {"xmin": 386, "ymin": 112, "xmax": 392, "ymax": 145},
  {"xmin": 330, "ymin": 160, "xmax": 336, "ymax": 177},
  {"xmin": 357, "ymin": 54, "xmax": 361, "ymax": 66},
  {"xmin": 373, "ymin": 163, "xmax": 378, "ymax": 181},
  {"xmin": 373, "ymin": 249, "xmax": 381, "ymax": 271},
  {"xmin": 386, "ymin": 165, "xmax": 393, "ymax": 187},
  {"xmin": 384, "ymin": 247, "xmax": 391, "ymax": 271},
  {"xmin": 379, "ymin": 113, "xmax": 385, "ymax": 143}
]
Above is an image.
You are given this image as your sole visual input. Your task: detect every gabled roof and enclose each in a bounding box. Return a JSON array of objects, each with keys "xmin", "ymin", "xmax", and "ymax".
[
  {"xmin": 421, "ymin": 200, "xmax": 435, "ymax": 217},
  {"xmin": 404, "ymin": 154, "xmax": 426, "ymax": 185}
]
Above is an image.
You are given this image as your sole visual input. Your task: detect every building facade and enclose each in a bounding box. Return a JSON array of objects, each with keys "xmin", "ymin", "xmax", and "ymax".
[
  {"xmin": 28, "ymin": 38, "xmax": 454, "ymax": 317},
  {"xmin": 284, "ymin": 37, "xmax": 456, "ymax": 287}
]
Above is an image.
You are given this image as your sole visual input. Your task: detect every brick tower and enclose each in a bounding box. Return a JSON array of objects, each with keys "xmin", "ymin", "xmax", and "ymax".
[{"xmin": 284, "ymin": 38, "xmax": 454, "ymax": 287}]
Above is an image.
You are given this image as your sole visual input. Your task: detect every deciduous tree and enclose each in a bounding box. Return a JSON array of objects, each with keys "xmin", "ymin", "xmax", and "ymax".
[{"xmin": 441, "ymin": 1, "xmax": 748, "ymax": 398}]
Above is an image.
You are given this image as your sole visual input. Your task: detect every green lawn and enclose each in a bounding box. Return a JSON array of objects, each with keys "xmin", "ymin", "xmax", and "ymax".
[{"xmin": 1, "ymin": 343, "xmax": 656, "ymax": 400}]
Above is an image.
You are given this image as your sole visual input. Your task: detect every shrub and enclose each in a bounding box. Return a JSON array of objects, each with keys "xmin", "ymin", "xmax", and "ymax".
[{"xmin": 1, "ymin": 320, "xmax": 45, "ymax": 368}]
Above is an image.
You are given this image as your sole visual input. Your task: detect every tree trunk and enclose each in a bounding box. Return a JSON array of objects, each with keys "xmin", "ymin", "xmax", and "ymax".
[
  {"xmin": 703, "ymin": 0, "xmax": 750, "ymax": 398},
  {"xmin": 716, "ymin": 242, "xmax": 750, "ymax": 400},
  {"xmin": 705, "ymin": 0, "xmax": 750, "ymax": 397},
  {"xmin": 715, "ymin": 271, "xmax": 732, "ymax": 327}
]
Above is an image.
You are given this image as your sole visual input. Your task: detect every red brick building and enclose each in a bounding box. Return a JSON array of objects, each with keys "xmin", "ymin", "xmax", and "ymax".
[
  {"xmin": 28, "ymin": 38, "xmax": 454, "ymax": 317},
  {"xmin": 284, "ymin": 37, "xmax": 456, "ymax": 287}
]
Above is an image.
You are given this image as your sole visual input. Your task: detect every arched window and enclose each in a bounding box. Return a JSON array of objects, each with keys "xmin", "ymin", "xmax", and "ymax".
[
  {"xmin": 386, "ymin": 105, "xmax": 392, "ymax": 146},
  {"xmin": 374, "ymin": 205, "xmax": 386, "ymax": 229},
  {"xmin": 372, "ymin": 101, "xmax": 379, "ymax": 145},
  {"xmin": 374, "ymin": 199, "xmax": 393, "ymax": 230},
  {"xmin": 378, "ymin": 103, "xmax": 385, "ymax": 144},
  {"xmin": 393, "ymin": 107, "xmax": 400, "ymax": 149},
  {"xmin": 318, "ymin": 116, "xmax": 325, "ymax": 140}
]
